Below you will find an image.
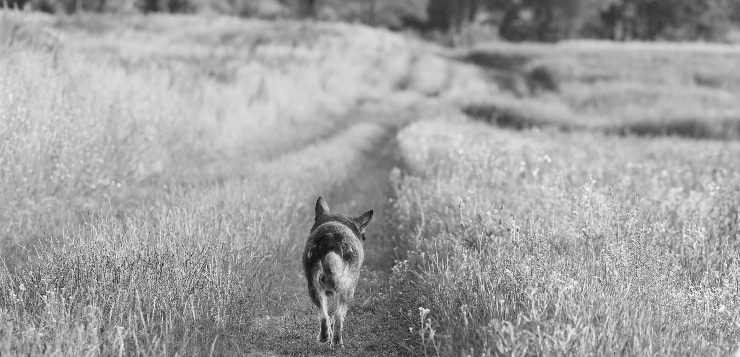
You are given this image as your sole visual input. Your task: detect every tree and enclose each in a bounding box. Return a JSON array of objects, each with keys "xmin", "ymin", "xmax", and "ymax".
[
  {"xmin": 492, "ymin": 0, "xmax": 734, "ymax": 42},
  {"xmin": 498, "ymin": 0, "xmax": 588, "ymax": 42},
  {"xmin": 314, "ymin": 0, "xmax": 427, "ymax": 29},
  {"xmin": 425, "ymin": 0, "xmax": 478, "ymax": 46},
  {"xmin": 598, "ymin": 0, "xmax": 732, "ymax": 41},
  {"xmin": 0, "ymin": 0, "xmax": 29, "ymax": 9},
  {"xmin": 448, "ymin": 0, "xmax": 478, "ymax": 46},
  {"xmin": 136, "ymin": 0, "xmax": 194, "ymax": 13},
  {"xmin": 301, "ymin": 0, "xmax": 316, "ymax": 18},
  {"xmin": 363, "ymin": 0, "xmax": 428, "ymax": 29},
  {"xmin": 23, "ymin": 0, "xmax": 129, "ymax": 13},
  {"xmin": 666, "ymin": 0, "xmax": 733, "ymax": 41}
]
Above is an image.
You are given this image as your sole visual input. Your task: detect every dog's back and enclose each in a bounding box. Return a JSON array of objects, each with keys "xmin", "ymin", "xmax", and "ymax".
[
  {"xmin": 303, "ymin": 220, "xmax": 364, "ymax": 299},
  {"xmin": 302, "ymin": 196, "xmax": 372, "ymax": 348}
]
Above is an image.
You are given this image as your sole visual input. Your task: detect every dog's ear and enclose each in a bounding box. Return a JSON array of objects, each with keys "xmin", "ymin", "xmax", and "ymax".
[
  {"xmin": 315, "ymin": 196, "xmax": 330, "ymax": 221},
  {"xmin": 355, "ymin": 210, "xmax": 373, "ymax": 232}
]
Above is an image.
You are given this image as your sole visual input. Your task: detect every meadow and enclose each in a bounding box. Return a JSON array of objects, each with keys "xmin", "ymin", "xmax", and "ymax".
[
  {"xmin": 391, "ymin": 41, "xmax": 740, "ymax": 355},
  {"xmin": 393, "ymin": 120, "xmax": 740, "ymax": 355},
  {"xmin": 461, "ymin": 41, "xmax": 740, "ymax": 139},
  {"xmin": 1, "ymin": 10, "xmax": 739, "ymax": 357}
]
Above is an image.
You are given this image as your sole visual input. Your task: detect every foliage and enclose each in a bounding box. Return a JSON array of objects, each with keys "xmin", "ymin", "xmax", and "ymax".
[
  {"xmin": 367, "ymin": 0, "xmax": 429, "ymax": 29},
  {"xmin": 137, "ymin": 0, "xmax": 195, "ymax": 13},
  {"xmin": 208, "ymin": 0, "xmax": 287, "ymax": 18},
  {"xmin": 4, "ymin": 0, "xmax": 737, "ymax": 42},
  {"xmin": 489, "ymin": 0, "xmax": 735, "ymax": 42}
]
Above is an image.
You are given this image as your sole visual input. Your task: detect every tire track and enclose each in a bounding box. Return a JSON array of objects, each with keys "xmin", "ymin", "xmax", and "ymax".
[{"xmin": 237, "ymin": 105, "xmax": 422, "ymax": 356}]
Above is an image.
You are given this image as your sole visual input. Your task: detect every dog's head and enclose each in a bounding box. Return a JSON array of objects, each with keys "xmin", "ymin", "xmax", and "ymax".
[{"xmin": 314, "ymin": 196, "xmax": 373, "ymax": 240}]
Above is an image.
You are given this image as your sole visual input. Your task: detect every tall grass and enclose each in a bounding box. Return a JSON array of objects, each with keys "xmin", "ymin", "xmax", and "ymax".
[
  {"xmin": 462, "ymin": 41, "xmax": 740, "ymax": 139},
  {"xmin": 0, "ymin": 120, "xmax": 388, "ymax": 355},
  {"xmin": 0, "ymin": 12, "xmax": 473, "ymax": 354},
  {"xmin": 0, "ymin": 42, "xmax": 196, "ymax": 251},
  {"xmin": 392, "ymin": 119, "xmax": 740, "ymax": 356},
  {"xmin": 57, "ymin": 14, "xmax": 418, "ymax": 162},
  {"xmin": 0, "ymin": 11, "xmax": 446, "ymax": 247},
  {"xmin": 9, "ymin": 9, "xmax": 739, "ymax": 356}
]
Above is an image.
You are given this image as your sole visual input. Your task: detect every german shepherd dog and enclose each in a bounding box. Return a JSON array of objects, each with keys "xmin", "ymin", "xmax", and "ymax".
[{"xmin": 302, "ymin": 196, "xmax": 373, "ymax": 348}]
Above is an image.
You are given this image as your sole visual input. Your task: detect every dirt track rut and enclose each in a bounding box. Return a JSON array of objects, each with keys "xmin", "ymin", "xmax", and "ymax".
[{"xmin": 237, "ymin": 104, "xmax": 423, "ymax": 356}]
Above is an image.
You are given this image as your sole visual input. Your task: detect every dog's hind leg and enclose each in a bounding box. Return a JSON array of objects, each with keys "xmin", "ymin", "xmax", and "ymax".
[
  {"xmin": 332, "ymin": 293, "xmax": 349, "ymax": 348},
  {"xmin": 317, "ymin": 290, "xmax": 332, "ymax": 343}
]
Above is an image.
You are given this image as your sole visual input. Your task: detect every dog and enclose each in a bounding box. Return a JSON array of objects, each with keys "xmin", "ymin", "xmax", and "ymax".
[{"xmin": 302, "ymin": 196, "xmax": 373, "ymax": 348}]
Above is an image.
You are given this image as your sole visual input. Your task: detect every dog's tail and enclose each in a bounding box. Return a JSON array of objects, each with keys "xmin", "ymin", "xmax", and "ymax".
[
  {"xmin": 312, "ymin": 234, "xmax": 345, "ymax": 291},
  {"xmin": 319, "ymin": 251, "xmax": 343, "ymax": 291}
]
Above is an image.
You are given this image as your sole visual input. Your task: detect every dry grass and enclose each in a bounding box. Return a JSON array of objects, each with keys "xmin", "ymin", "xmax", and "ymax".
[
  {"xmin": 0, "ymin": 119, "xmax": 390, "ymax": 355},
  {"xmin": 0, "ymin": 38, "xmax": 196, "ymax": 251},
  {"xmin": 4, "ymin": 9, "xmax": 739, "ymax": 357},
  {"xmin": 0, "ymin": 10, "xmax": 455, "ymax": 248},
  {"xmin": 392, "ymin": 119, "xmax": 740, "ymax": 356},
  {"xmin": 461, "ymin": 41, "xmax": 740, "ymax": 139},
  {"xmin": 0, "ymin": 12, "xmax": 470, "ymax": 355}
]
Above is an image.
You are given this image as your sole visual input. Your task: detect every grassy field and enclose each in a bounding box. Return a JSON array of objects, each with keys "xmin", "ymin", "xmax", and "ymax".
[
  {"xmin": 460, "ymin": 41, "xmax": 740, "ymax": 139},
  {"xmin": 1, "ymin": 10, "xmax": 739, "ymax": 357},
  {"xmin": 393, "ymin": 120, "xmax": 740, "ymax": 355},
  {"xmin": 389, "ymin": 40, "xmax": 740, "ymax": 356},
  {"xmin": 0, "ymin": 11, "xmax": 494, "ymax": 355}
]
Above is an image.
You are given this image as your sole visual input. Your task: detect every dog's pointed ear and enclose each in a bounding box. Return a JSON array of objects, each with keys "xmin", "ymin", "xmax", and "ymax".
[
  {"xmin": 315, "ymin": 196, "xmax": 330, "ymax": 221},
  {"xmin": 355, "ymin": 210, "xmax": 373, "ymax": 231}
]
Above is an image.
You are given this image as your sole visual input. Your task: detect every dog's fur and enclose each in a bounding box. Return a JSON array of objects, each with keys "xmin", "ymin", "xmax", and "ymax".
[{"xmin": 302, "ymin": 196, "xmax": 373, "ymax": 348}]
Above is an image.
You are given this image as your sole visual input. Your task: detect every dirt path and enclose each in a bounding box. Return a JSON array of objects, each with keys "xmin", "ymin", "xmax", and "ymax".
[{"xmin": 231, "ymin": 105, "xmax": 423, "ymax": 356}]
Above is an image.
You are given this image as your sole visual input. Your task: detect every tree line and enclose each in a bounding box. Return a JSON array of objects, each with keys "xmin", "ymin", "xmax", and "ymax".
[{"xmin": 3, "ymin": 0, "xmax": 740, "ymax": 43}]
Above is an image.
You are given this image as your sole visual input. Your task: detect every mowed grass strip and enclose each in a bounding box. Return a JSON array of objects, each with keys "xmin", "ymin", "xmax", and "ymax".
[{"xmin": 392, "ymin": 119, "xmax": 740, "ymax": 356}]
